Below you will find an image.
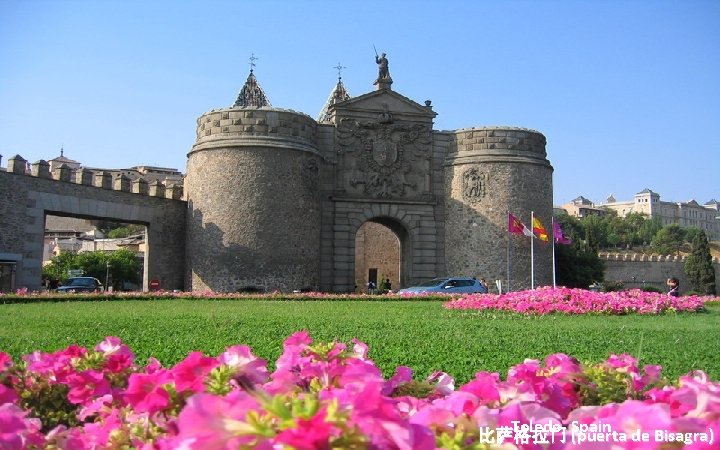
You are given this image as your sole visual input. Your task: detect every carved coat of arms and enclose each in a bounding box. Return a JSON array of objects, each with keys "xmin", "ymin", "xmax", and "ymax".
[
  {"xmin": 462, "ymin": 168, "xmax": 486, "ymax": 202},
  {"xmin": 337, "ymin": 113, "xmax": 431, "ymax": 199}
]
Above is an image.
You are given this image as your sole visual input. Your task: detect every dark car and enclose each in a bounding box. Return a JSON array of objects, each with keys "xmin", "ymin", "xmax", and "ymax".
[
  {"xmin": 57, "ymin": 277, "xmax": 104, "ymax": 293},
  {"xmin": 397, "ymin": 277, "xmax": 488, "ymax": 295}
]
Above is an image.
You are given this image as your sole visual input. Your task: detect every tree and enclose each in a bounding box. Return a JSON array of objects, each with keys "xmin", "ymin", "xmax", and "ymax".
[
  {"xmin": 42, "ymin": 249, "xmax": 141, "ymax": 290},
  {"xmin": 554, "ymin": 214, "xmax": 605, "ymax": 288},
  {"xmin": 584, "ymin": 218, "xmax": 602, "ymax": 253},
  {"xmin": 42, "ymin": 251, "xmax": 81, "ymax": 281},
  {"xmin": 639, "ymin": 216, "xmax": 662, "ymax": 247},
  {"xmin": 108, "ymin": 248, "xmax": 142, "ymax": 290},
  {"xmin": 684, "ymin": 230, "xmax": 716, "ymax": 295},
  {"xmin": 107, "ymin": 224, "xmax": 145, "ymax": 239},
  {"xmin": 651, "ymin": 224, "xmax": 685, "ymax": 255}
]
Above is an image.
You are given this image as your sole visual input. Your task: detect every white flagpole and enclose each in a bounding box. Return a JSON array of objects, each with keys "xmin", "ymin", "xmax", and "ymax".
[
  {"xmin": 507, "ymin": 210, "xmax": 511, "ymax": 292},
  {"xmin": 550, "ymin": 217, "xmax": 557, "ymax": 289},
  {"xmin": 530, "ymin": 211, "xmax": 535, "ymax": 290}
]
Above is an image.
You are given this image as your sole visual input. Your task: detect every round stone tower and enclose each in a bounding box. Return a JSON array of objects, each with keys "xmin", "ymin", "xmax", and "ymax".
[
  {"xmin": 444, "ymin": 127, "xmax": 553, "ymax": 290},
  {"xmin": 185, "ymin": 71, "xmax": 322, "ymax": 292}
]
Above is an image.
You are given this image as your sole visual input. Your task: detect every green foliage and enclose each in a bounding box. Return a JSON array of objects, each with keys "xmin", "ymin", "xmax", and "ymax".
[
  {"xmin": 107, "ymin": 224, "xmax": 145, "ymax": 239},
  {"xmin": 684, "ymin": 230, "xmax": 717, "ymax": 295},
  {"xmin": 2, "ymin": 300, "xmax": 719, "ymax": 384},
  {"xmin": 555, "ymin": 214, "xmax": 605, "ymax": 288},
  {"xmin": 389, "ymin": 380, "xmax": 436, "ymax": 398},
  {"xmin": 583, "ymin": 215, "xmax": 603, "ymax": 252},
  {"xmin": 601, "ymin": 280, "xmax": 624, "ymax": 292},
  {"xmin": 10, "ymin": 366, "xmax": 79, "ymax": 431},
  {"xmin": 641, "ymin": 286, "xmax": 662, "ymax": 293},
  {"xmin": 108, "ymin": 248, "xmax": 142, "ymax": 289},
  {"xmin": 41, "ymin": 251, "xmax": 81, "ymax": 281},
  {"xmin": 42, "ymin": 249, "xmax": 141, "ymax": 289},
  {"xmin": 577, "ymin": 362, "xmax": 664, "ymax": 405},
  {"xmin": 651, "ymin": 224, "xmax": 685, "ymax": 255}
]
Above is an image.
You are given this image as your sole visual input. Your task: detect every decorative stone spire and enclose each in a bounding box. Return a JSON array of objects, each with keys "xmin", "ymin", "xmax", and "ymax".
[
  {"xmin": 318, "ymin": 63, "xmax": 351, "ymax": 123},
  {"xmin": 233, "ymin": 54, "xmax": 271, "ymax": 108}
]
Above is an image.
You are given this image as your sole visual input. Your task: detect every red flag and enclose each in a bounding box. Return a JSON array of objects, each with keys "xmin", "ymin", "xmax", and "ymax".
[
  {"xmin": 553, "ymin": 219, "xmax": 572, "ymax": 245},
  {"xmin": 508, "ymin": 213, "xmax": 533, "ymax": 237}
]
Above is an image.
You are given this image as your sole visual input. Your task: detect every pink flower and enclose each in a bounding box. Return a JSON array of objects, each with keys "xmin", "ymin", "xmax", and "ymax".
[
  {"xmin": 171, "ymin": 351, "xmax": 218, "ymax": 393},
  {"xmin": 275, "ymin": 408, "xmax": 339, "ymax": 449},
  {"xmin": 0, "ymin": 384, "xmax": 18, "ymax": 405},
  {"xmin": 79, "ymin": 408, "xmax": 124, "ymax": 448},
  {"xmin": 23, "ymin": 344, "xmax": 87, "ymax": 383},
  {"xmin": 351, "ymin": 338, "xmax": 369, "ymax": 360},
  {"xmin": 383, "ymin": 366, "xmax": 414, "ymax": 395},
  {"xmin": 0, "ymin": 351, "xmax": 12, "ymax": 370},
  {"xmin": 96, "ymin": 336, "xmax": 136, "ymax": 373},
  {"xmin": 66, "ymin": 370, "xmax": 111, "ymax": 405},
  {"xmin": 172, "ymin": 391, "xmax": 262, "ymax": 449},
  {"xmin": 426, "ymin": 371, "xmax": 455, "ymax": 396},
  {"xmin": 460, "ymin": 371, "xmax": 501, "ymax": 406},
  {"xmin": 218, "ymin": 345, "xmax": 268, "ymax": 385},
  {"xmin": 124, "ymin": 369, "xmax": 172, "ymax": 414},
  {"xmin": 0, "ymin": 403, "xmax": 43, "ymax": 449}
]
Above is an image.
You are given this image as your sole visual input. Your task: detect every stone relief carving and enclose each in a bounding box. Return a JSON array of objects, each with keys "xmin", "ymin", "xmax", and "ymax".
[
  {"xmin": 337, "ymin": 115, "xmax": 431, "ymax": 199},
  {"xmin": 462, "ymin": 168, "xmax": 487, "ymax": 203}
]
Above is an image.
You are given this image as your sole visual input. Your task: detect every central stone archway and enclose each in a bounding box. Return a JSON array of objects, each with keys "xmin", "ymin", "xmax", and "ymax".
[
  {"xmin": 325, "ymin": 200, "xmax": 443, "ymax": 292},
  {"xmin": 355, "ymin": 219, "xmax": 404, "ymax": 292}
]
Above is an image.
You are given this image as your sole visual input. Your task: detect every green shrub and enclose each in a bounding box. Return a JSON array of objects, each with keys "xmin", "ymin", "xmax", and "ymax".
[
  {"xmin": 641, "ymin": 286, "xmax": 662, "ymax": 293},
  {"xmin": 601, "ymin": 281, "xmax": 624, "ymax": 292}
]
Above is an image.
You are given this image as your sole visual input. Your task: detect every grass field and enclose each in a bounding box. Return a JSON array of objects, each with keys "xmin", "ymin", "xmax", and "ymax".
[{"xmin": 2, "ymin": 299, "xmax": 718, "ymax": 383}]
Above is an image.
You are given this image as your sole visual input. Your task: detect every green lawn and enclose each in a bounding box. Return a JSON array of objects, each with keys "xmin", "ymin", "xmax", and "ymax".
[{"xmin": 2, "ymin": 299, "xmax": 718, "ymax": 383}]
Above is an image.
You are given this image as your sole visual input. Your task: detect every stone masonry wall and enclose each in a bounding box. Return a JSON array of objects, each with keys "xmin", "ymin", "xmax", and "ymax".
[
  {"xmin": 444, "ymin": 127, "xmax": 553, "ymax": 290},
  {"xmin": 601, "ymin": 253, "xmax": 720, "ymax": 293},
  {"xmin": 186, "ymin": 108, "xmax": 322, "ymax": 293},
  {"xmin": 0, "ymin": 162, "xmax": 186, "ymax": 291},
  {"xmin": 195, "ymin": 107, "xmax": 317, "ymax": 147}
]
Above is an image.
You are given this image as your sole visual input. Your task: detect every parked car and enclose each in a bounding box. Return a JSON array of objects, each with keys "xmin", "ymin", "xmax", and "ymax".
[
  {"xmin": 57, "ymin": 277, "xmax": 104, "ymax": 293},
  {"xmin": 397, "ymin": 277, "xmax": 488, "ymax": 295}
]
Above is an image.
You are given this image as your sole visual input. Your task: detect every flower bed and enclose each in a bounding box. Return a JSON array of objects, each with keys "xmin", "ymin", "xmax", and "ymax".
[
  {"xmin": 444, "ymin": 287, "xmax": 712, "ymax": 315},
  {"xmin": 1, "ymin": 333, "xmax": 718, "ymax": 449}
]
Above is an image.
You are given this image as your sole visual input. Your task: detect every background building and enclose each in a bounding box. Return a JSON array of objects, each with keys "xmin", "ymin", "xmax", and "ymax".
[{"xmin": 560, "ymin": 189, "xmax": 720, "ymax": 241}]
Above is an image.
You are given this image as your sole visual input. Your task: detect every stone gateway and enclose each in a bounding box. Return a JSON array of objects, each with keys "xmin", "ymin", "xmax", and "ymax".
[
  {"xmin": 184, "ymin": 63, "xmax": 554, "ymax": 292},
  {"xmin": 0, "ymin": 60, "xmax": 554, "ymax": 293}
]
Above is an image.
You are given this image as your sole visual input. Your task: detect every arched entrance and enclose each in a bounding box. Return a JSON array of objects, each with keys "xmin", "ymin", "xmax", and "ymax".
[{"xmin": 354, "ymin": 218, "xmax": 408, "ymax": 293}]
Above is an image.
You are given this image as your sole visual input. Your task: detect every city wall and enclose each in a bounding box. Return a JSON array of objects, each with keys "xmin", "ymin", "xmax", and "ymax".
[
  {"xmin": 0, "ymin": 155, "xmax": 186, "ymax": 292},
  {"xmin": 600, "ymin": 252, "xmax": 720, "ymax": 293}
]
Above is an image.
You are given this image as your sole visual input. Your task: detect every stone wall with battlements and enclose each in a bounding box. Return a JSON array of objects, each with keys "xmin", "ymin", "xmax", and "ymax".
[
  {"xmin": 194, "ymin": 107, "xmax": 318, "ymax": 152},
  {"xmin": 0, "ymin": 157, "xmax": 186, "ymax": 292},
  {"xmin": 600, "ymin": 252, "xmax": 720, "ymax": 293}
]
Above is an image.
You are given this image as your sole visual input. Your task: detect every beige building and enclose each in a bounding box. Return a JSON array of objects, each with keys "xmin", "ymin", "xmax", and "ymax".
[
  {"xmin": 563, "ymin": 189, "xmax": 720, "ymax": 241},
  {"xmin": 561, "ymin": 196, "xmax": 608, "ymax": 218}
]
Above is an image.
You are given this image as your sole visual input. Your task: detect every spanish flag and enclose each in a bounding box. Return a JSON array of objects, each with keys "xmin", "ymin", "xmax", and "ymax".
[{"xmin": 532, "ymin": 216, "xmax": 549, "ymax": 242}]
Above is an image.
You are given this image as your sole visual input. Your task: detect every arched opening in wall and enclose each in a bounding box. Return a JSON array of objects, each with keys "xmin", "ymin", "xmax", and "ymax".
[
  {"xmin": 354, "ymin": 218, "xmax": 407, "ymax": 293},
  {"xmin": 42, "ymin": 214, "xmax": 146, "ymax": 292}
]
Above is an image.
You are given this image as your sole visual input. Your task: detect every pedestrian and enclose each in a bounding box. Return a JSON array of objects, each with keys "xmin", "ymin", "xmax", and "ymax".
[
  {"xmin": 367, "ymin": 280, "xmax": 376, "ymax": 294},
  {"xmin": 666, "ymin": 277, "xmax": 680, "ymax": 297},
  {"xmin": 479, "ymin": 278, "xmax": 489, "ymax": 293}
]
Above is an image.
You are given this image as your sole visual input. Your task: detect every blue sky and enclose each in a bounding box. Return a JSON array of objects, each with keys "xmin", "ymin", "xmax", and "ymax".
[{"xmin": 1, "ymin": 0, "xmax": 718, "ymax": 206}]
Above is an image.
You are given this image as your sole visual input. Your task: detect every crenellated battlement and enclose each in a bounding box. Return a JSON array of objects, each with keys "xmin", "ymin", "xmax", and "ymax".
[
  {"xmin": 454, "ymin": 126, "xmax": 547, "ymax": 154},
  {"xmin": 4, "ymin": 155, "xmax": 183, "ymax": 200},
  {"xmin": 194, "ymin": 107, "xmax": 318, "ymax": 148},
  {"xmin": 598, "ymin": 252, "xmax": 720, "ymax": 264}
]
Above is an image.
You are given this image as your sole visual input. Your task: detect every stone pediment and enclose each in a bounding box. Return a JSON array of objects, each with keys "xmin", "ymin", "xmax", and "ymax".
[{"xmin": 331, "ymin": 89, "xmax": 436, "ymax": 120}]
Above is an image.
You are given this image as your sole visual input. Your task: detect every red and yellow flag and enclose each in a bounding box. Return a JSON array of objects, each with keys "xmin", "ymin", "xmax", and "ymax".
[{"xmin": 532, "ymin": 216, "xmax": 549, "ymax": 242}]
